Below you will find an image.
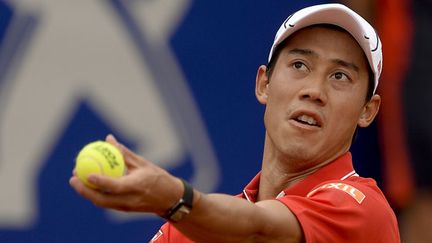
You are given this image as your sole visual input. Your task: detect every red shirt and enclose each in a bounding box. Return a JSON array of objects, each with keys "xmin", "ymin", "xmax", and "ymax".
[{"xmin": 150, "ymin": 152, "xmax": 400, "ymax": 242}]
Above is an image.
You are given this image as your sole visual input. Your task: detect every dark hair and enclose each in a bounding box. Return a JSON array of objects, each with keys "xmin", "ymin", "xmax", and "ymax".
[{"xmin": 266, "ymin": 24, "xmax": 375, "ymax": 103}]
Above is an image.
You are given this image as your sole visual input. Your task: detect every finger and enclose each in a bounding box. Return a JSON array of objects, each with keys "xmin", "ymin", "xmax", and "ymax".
[
  {"xmin": 106, "ymin": 134, "xmax": 130, "ymax": 164},
  {"xmin": 121, "ymin": 145, "xmax": 154, "ymax": 168},
  {"xmin": 70, "ymin": 176, "xmax": 132, "ymax": 209},
  {"xmin": 87, "ymin": 174, "xmax": 128, "ymax": 194},
  {"xmin": 105, "ymin": 134, "xmax": 139, "ymax": 169},
  {"xmin": 70, "ymin": 175, "xmax": 96, "ymax": 197},
  {"xmin": 105, "ymin": 134, "xmax": 129, "ymax": 157},
  {"xmin": 106, "ymin": 133, "xmax": 117, "ymax": 145},
  {"xmin": 123, "ymin": 148, "xmax": 140, "ymax": 169}
]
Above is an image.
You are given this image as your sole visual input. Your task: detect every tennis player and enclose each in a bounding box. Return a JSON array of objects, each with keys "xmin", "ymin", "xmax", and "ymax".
[{"xmin": 70, "ymin": 3, "xmax": 400, "ymax": 242}]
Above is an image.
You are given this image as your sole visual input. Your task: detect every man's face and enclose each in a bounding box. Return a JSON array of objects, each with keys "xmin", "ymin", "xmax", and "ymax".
[{"xmin": 256, "ymin": 26, "xmax": 380, "ymax": 169}]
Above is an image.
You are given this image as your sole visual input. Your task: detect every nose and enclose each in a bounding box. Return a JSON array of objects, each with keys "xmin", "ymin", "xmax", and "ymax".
[{"xmin": 298, "ymin": 78, "xmax": 328, "ymax": 105}]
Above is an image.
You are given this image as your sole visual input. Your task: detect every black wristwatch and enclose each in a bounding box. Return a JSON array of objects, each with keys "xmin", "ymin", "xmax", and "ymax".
[{"xmin": 163, "ymin": 179, "xmax": 194, "ymax": 222}]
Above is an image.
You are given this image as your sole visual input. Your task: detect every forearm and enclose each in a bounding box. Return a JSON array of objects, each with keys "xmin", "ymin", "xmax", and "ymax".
[{"xmin": 170, "ymin": 192, "xmax": 299, "ymax": 242}]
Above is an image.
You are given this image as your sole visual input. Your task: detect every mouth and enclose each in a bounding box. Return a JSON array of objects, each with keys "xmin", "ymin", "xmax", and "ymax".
[{"xmin": 290, "ymin": 112, "xmax": 322, "ymax": 128}]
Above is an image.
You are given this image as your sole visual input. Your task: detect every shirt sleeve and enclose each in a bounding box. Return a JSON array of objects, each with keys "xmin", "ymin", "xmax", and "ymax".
[
  {"xmin": 277, "ymin": 180, "xmax": 400, "ymax": 243},
  {"xmin": 149, "ymin": 222, "xmax": 194, "ymax": 243},
  {"xmin": 149, "ymin": 223, "xmax": 169, "ymax": 243}
]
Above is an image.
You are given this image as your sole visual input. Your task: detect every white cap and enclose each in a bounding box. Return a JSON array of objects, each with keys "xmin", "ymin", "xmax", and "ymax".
[{"xmin": 268, "ymin": 3, "xmax": 382, "ymax": 94}]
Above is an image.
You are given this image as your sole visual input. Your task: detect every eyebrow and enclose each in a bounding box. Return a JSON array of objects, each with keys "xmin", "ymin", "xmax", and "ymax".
[
  {"xmin": 287, "ymin": 48, "xmax": 360, "ymax": 73},
  {"xmin": 332, "ymin": 59, "xmax": 360, "ymax": 72},
  {"xmin": 288, "ymin": 48, "xmax": 318, "ymax": 57}
]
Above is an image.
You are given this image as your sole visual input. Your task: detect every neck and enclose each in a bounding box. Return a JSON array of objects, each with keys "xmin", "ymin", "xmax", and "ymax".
[
  {"xmin": 258, "ymin": 160, "xmax": 322, "ymax": 201},
  {"xmin": 257, "ymin": 134, "xmax": 340, "ymax": 201}
]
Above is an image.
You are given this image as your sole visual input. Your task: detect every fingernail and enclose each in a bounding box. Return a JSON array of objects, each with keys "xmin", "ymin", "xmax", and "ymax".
[{"xmin": 88, "ymin": 175, "xmax": 97, "ymax": 184}]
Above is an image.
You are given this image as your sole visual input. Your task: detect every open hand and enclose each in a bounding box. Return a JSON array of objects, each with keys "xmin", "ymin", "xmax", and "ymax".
[{"xmin": 69, "ymin": 134, "xmax": 183, "ymax": 216}]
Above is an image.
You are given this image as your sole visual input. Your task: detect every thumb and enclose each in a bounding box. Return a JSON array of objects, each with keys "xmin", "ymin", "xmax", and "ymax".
[{"xmin": 88, "ymin": 174, "xmax": 125, "ymax": 194}]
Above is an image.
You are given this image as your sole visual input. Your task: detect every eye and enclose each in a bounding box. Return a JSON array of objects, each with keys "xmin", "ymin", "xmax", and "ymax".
[
  {"xmin": 292, "ymin": 61, "xmax": 308, "ymax": 71},
  {"xmin": 331, "ymin": 71, "xmax": 350, "ymax": 82}
]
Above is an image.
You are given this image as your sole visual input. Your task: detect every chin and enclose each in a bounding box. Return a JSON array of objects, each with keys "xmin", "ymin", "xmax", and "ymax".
[{"xmin": 281, "ymin": 145, "xmax": 317, "ymax": 165}]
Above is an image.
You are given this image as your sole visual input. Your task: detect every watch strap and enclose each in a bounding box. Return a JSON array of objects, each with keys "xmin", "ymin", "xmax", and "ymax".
[{"xmin": 163, "ymin": 179, "xmax": 194, "ymax": 222}]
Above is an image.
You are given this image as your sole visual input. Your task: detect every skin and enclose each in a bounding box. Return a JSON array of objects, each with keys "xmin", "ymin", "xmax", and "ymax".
[
  {"xmin": 70, "ymin": 26, "xmax": 381, "ymax": 242},
  {"xmin": 255, "ymin": 26, "xmax": 380, "ymax": 200}
]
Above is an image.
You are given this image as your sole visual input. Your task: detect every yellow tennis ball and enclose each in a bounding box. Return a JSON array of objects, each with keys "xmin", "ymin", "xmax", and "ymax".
[{"xmin": 75, "ymin": 141, "xmax": 125, "ymax": 189}]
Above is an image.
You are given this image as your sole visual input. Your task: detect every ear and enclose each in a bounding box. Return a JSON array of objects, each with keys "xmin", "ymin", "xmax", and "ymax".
[
  {"xmin": 357, "ymin": 94, "xmax": 381, "ymax": 127},
  {"xmin": 255, "ymin": 65, "xmax": 270, "ymax": 105}
]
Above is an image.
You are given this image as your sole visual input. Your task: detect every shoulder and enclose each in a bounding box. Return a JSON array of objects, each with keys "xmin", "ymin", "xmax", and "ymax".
[
  {"xmin": 280, "ymin": 177, "xmax": 395, "ymax": 219},
  {"xmin": 278, "ymin": 177, "xmax": 400, "ymax": 242},
  {"xmin": 307, "ymin": 177, "xmax": 384, "ymax": 205},
  {"xmin": 305, "ymin": 176, "xmax": 397, "ymax": 221}
]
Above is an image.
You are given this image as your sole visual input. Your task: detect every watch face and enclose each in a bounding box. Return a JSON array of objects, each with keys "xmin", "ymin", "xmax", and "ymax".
[
  {"xmin": 165, "ymin": 181, "xmax": 194, "ymax": 222},
  {"xmin": 172, "ymin": 204, "xmax": 192, "ymax": 222},
  {"xmin": 171, "ymin": 205, "xmax": 191, "ymax": 222}
]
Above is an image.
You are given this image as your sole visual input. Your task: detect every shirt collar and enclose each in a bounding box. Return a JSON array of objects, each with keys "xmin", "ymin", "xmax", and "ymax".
[{"xmin": 241, "ymin": 152, "xmax": 356, "ymax": 202}]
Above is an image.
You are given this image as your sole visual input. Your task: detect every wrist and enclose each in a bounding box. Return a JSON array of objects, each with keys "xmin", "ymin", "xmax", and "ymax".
[{"xmin": 162, "ymin": 178, "xmax": 194, "ymax": 223}]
